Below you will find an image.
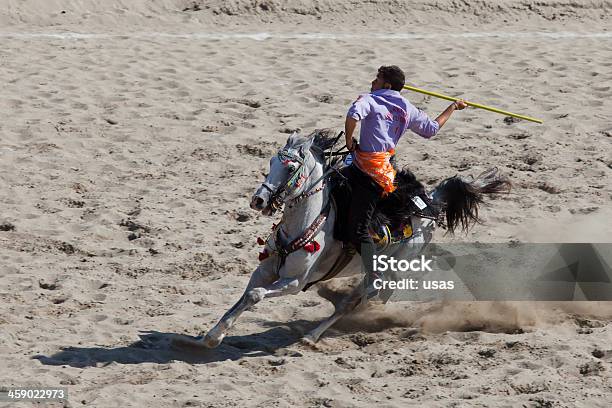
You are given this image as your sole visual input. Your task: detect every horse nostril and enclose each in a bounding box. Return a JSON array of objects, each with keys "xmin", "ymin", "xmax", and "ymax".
[{"xmin": 251, "ymin": 196, "xmax": 264, "ymax": 210}]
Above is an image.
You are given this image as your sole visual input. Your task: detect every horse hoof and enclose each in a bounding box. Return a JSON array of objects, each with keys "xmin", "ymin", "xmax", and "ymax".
[
  {"xmin": 171, "ymin": 335, "xmax": 208, "ymax": 349},
  {"xmin": 300, "ymin": 335, "xmax": 320, "ymax": 350},
  {"xmin": 202, "ymin": 331, "xmax": 225, "ymax": 349}
]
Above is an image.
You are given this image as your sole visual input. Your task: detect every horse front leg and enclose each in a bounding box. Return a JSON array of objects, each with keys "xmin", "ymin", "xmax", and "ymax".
[
  {"xmin": 203, "ymin": 277, "xmax": 303, "ymax": 348},
  {"xmin": 203, "ymin": 246, "xmax": 320, "ymax": 348},
  {"xmin": 248, "ymin": 276, "xmax": 302, "ymax": 298},
  {"xmin": 202, "ymin": 259, "xmax": 278, "ymax": 348},
  {"xmin": 204, "ymin": 258, "xmax": 311, "ymax": 349}
]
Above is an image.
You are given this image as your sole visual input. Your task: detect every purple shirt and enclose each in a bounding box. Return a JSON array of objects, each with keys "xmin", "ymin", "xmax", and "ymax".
[{"xmin": 347, "ymin": 89, "xmax": 440, "ymax": 152}]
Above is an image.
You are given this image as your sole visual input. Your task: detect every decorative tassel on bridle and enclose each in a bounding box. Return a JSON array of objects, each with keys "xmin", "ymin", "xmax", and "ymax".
[{"xmin": 303, "ymin": 240, "xmax": 321, "ymax": 253}]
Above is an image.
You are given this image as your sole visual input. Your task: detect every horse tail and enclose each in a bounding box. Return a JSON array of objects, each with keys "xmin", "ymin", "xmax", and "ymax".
[{"xmin": 431, "ymin": 167, "xmax": 512, "ymax": 234}]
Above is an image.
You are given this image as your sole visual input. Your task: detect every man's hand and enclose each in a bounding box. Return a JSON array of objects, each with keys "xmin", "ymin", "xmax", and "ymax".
[
  {"xmin": 453, "ymin": 99, "xmax": 468, "ymax": 110},
  {"xmin": 347, "ymin": 138, "xmax": 358, "ymax": 152},
  {"xmin": 435, "ymin": 99, "xmax": 468, "ymax": 129}
]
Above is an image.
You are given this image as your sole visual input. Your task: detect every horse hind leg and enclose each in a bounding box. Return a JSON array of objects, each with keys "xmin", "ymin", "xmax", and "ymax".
[{"xmin": 302, "ymin": 279, "xmax": 365, "ymax": 345}]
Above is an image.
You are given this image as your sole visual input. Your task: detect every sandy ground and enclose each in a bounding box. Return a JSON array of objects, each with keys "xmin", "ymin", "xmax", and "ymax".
[{"xmin": 1, "ymin": 1, "xmax": 611, "ymax": 407}]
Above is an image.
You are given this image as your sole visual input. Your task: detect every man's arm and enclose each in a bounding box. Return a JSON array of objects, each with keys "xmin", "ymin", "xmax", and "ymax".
[
  {"xmin": 345, "ymin": 116, "xmax": 358, "ymax": 151},
  {"xmin": 409, "ymin": 99, "xmax": 467, "ymax": 138},
  {"xmin": 345, "ymin": 95, "xmax": 370, "ymax": 151},
  {"xmin": 435, "ymin": 100, "xmax": 467, "ymax": 129}
]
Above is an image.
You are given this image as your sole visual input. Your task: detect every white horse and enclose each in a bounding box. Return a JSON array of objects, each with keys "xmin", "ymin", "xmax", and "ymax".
[{"xmin": 202, "ymin": 129, "xmax": 510, "ymax": 347}]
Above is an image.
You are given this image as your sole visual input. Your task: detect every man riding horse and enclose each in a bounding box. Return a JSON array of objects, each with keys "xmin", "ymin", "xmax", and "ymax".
[
  {"xmin": 198, "ymin": 67, "xmax": 511, "ymax": 348},
  {"xmin": 342, "ymin": 65, "xmax": 467, "ymax": 298}
]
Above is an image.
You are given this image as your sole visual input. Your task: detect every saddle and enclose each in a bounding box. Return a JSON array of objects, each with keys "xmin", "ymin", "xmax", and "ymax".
[
  {"xmin": 301, "ymin": 164, "xmax": 439, "ymax": 292},
  {"xmin": 330, "ymin": 164, "xmax": 440, "ymax": 251}
]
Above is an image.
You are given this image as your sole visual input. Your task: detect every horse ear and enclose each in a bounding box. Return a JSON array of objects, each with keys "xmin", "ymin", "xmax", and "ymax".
[
  {"xmin": 285, "ymin": 131, "xmax": 313, "ymax": 155},
  {"xmin": 300, "ymin": 138, "xmax": 313, "ymax": 155},
  {"xmin": 286, "ymin": 131, "xmax": 298, "ymax": 148},
  {"xmin": 301, "ymin": 132, "xmax": 315, "ymax": 151}
]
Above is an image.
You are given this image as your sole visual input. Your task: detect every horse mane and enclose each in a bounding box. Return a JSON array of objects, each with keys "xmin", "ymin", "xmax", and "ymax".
[
  {"xmin": 310, "ymin": 128, "xmax": 341, "ymax": 152},
  {"xmin": 308, "ymin": 128, "xmax": 344, "ymax": 167}
]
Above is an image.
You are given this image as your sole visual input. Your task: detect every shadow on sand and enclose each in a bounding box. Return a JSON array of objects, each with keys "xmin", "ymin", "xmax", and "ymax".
[{"xmin": 33, "ymin": 322, "xmax": 319, "ymax": 368}]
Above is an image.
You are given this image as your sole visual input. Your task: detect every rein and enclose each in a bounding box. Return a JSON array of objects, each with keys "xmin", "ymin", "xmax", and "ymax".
[
  {"xmin": 288, "ymin": 131, "xmax": 349, "ymax": 204},
  {"xmin": 287, "ymin": 182, "xmax": 326, "ymax": 209}
]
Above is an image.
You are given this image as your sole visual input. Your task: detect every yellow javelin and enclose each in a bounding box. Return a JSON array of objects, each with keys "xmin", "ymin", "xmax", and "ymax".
[{"xmin": 403, "ymin": 85, "xmax": 543, "ymax": 124}]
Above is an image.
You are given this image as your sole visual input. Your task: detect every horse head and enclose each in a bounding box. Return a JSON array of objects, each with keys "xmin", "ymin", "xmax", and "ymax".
[{"xmin": 250, "ymin": 132, "xmax": 317, "ymax": 216}]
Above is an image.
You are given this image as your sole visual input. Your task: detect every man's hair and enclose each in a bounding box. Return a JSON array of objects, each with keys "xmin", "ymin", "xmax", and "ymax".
[{"xmin": 378, "ymin": 65, "xmax": 405, "ymax": 91}]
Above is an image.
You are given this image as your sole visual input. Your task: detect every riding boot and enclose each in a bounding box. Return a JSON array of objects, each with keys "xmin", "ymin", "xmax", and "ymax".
[
  {"xmin": 342, "ymin": 164, "xmax": 384, "ymax": 302},
  {"xmin": 342, "ymin": 242, "xmax": 357, "ymax": 257},
  {"xmin": 359, "ymin": 242, "xmax": 384, "ymax": 302}
]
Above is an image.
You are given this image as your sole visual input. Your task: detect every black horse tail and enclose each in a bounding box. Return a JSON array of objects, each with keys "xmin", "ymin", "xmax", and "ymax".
[{"xmin": 431, "ymin": 167, "xmax": 512, "ymax": 234}]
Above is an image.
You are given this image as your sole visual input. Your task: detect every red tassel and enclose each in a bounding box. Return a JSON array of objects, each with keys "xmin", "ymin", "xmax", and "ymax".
[
  {"xmin": 303, "ymin": 240, "xmax": 321, "ymax": 253},
  {"xmin": 258, "ymin": 249, "xmax": 269, "ymax": 261},
  {"xmin": 257, "ymin": 237, "xmax": 265, "ymax": 245}
]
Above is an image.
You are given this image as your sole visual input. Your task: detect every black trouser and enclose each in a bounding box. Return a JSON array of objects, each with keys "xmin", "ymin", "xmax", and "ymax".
[{"xmin": 340, "ymin": 164, "xmax": 383, "ymax": 255}]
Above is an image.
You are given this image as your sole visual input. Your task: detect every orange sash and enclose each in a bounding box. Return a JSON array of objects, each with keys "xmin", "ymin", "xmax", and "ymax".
[{"xmin": 354, "ymin": 148, "xmax": 396, "ymax": 194}]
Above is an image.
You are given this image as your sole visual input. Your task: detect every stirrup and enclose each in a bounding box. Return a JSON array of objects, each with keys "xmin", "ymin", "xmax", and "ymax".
[{"xmin": 370, "ymin": 224, "xmax": 391, "ymax": 253}]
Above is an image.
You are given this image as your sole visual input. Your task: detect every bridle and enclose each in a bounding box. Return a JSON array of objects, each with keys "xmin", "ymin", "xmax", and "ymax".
[
  {"xmin": 255, "ymin": 132, "xmax": 351, "ymax": 266},
  {"xmin": 261, "ymin": 147, "xmax": 308, "ymax": 212},
  {"xmin": 259, "ymin": 131, "xmax": 350, "ymax": 213}
]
